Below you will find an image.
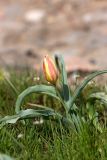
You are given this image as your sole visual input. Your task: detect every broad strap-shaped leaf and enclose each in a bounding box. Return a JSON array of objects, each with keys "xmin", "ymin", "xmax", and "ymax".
[
  {"xmin": 0, "ymin": 109, "xmax": 73, "ymax": 128},
  {"xmin": 55, "ymin": 55, "xmax": 68, "ymax": 86},
  {"xmin": 0, "ymin": 109, "xmax": 57, "ymax": 125},
  {"xmin": 69, "ymin": 70, "xmax": 107, "ymax": 113},
  {"xmin": 55, "ymin": 55, "xmax": 72, "ymax": 110},
  {"xmin": 15, "ymin": 85, "xmax": 60, "ymax": 113},
  {"xmin": 0, "ymin": 108, "xmax": 80, "ymax": 131}
]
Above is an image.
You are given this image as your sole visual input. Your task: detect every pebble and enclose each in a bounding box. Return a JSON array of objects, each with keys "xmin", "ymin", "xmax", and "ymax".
[{"xmin": 24, "ymin": 9, "xmax": 46, "ymax": 23}]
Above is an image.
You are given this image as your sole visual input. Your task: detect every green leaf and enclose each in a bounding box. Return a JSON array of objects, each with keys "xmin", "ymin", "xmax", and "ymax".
[
  {"xmin": 86, "ymin": 102, "xmax": 102, "ymax": 132},
  {"xmin": 71, "ymin": 113, "xmax": 84, "ymax": 133},
  {"xmin": 56, "ymin": 55, "xmax": 68, "ymax": 86},
  {"xmin": 69, "ymin": 70, "xmax": 107, "ymax": 113},
  {"xmin": 86, "ymin": 102, "xmax": 95, "ymax": 120},
  {"xmin": 15, "ymin": 85, "xmax": 60, "ymax": 113},
  {"xmin": 27, "ymin": 103, "xmax": 55, "ymax": 110},
  {"xmin": 0, "ymin": 109, "xmax": 57, "ymax": 125},
  {"xmin": 93, "ymin": 112, "xmax": 103, "ymax": 133},
  {"xmin": 0, "ymin": 108, "xmax": 76, "ymax": 130},
  {"xmin": 4, "ymin": 74, "xmax": 18, "ymax": 96},
  {"xmin": 55, "ymin": 55, "xmax": 72, "ymax": 110}
]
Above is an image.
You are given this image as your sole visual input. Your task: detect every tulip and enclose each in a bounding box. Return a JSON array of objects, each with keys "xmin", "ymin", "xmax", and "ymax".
[{"xmin": 43, "ymin": 55, "xmax": 59, "ymax": 84}]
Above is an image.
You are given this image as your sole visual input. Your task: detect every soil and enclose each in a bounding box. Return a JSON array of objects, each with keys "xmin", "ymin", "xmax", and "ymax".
[{"xmin": 0, "ymin": 0, "xmax": 107, "ymax": 74}]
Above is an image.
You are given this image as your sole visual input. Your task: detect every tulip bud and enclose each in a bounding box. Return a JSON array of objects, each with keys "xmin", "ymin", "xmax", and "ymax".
[{"xmin": 43, "ymin": 55, "xmax": 59, "ymax": 84}]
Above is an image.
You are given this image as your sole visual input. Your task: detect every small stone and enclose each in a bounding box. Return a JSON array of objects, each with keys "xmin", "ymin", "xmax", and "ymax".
[{"xmin": 24, "ymin": 9, "xmax": 45, "ymax": 23}]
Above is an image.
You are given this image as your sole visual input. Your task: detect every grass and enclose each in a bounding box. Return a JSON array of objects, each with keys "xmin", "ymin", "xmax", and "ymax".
[{"xmin": 0, "ymin": 70, "xmax": 107, "ymax": 159}]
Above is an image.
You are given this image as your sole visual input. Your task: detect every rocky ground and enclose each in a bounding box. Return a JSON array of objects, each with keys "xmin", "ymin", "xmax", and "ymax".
[{"xmin": 0, "ymin": 0, "xmax": 107, "ymax": 75}]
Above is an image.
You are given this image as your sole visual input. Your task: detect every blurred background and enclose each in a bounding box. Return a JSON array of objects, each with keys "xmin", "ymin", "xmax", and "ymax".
[{"xmin": 0, "ymin": 0, "xmax": 107, "ymax": 75}]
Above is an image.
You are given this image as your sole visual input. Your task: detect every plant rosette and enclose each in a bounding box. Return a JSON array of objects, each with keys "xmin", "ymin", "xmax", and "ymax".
[{"xmin": 0, "ymin": 54, "xmax": 107, "ymax": 133}]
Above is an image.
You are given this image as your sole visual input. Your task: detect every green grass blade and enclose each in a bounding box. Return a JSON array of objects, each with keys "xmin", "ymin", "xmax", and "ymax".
[
  {"xmin": 4, "ymin": 76, "xmax": 18, "ymax": 96},
  {"xmin": 71, "ymin": 113, "xmax": 84, "ymax": 133},
  {"xmin": 27, "ymin": 103, "xmax": 55, "ymax": 110},
  {"xmin": 15, "ymin": 85, "xmax": 60, "ymax": 113},
  {"xmin": 88, "ymin": 92, "xmax": 107, "ymax": 105}
]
